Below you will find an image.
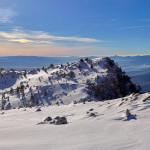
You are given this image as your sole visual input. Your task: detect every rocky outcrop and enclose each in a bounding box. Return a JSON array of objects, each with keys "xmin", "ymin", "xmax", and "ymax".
[{"xmin": 50, "ymin": 116, "xmax": 68, "ymax": 125}]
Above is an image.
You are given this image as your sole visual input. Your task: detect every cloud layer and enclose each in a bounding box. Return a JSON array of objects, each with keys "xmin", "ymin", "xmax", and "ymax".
[
  {"xmin": 0, "ymin": 28, "xmax": 104, "ymax": 56},
  {"xmin": 0, "ymin": 29, "xmax": 101, "ymax": 43},
  {"xmin": 0, "ymin": 8, "xmax": 16, "ymax": 23}
]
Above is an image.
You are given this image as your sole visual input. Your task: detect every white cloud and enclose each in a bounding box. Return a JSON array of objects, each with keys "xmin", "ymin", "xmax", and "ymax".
[
  {"xmin": 0, "ymin": 29, "xmax": 102, "ymax": 43},
  {"xmin": 0, "ymin": 8, "xmax": 16, "ymax": 23},
  {"xmin": 0, "ymin": 28, "xmax": 105, "ymax": 56},
  {"xmin": 9, "ymin": 39, "xmax": 35, "ymax": 43}
]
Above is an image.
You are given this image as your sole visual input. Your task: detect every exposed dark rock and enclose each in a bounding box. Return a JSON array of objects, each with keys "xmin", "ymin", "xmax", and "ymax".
[
  {"xmin": 18, "ymin": 106, "xmax": 23, "ymax": 109},
  {"xmin": 73, "ymin": 101, "xmax": 77, "ymax": 104},
  {"xmin": 119, "ymin": 102, "xmax": 124, "ymax": 106},
  {"xmin": 36, "ymin": 107, "xmax": 41, "ymax": 112},
  {"xmin": 89, "ymin": 108, "xmax": 94, "ymax": 111},
  {"xmin": 44, "ymin": 116, "xmax": 52, "ymax": 122},
  {"xmin": 143, "ymin": 96, "xmax": 150, "ymax": 102},
  {"xmin": 50, "ymin": 116, "xmax": 67, "ymax": 125},
  {"xmin": 126, "ymin": 109, "xmax": 131, "ymax": 120},
  {"xmin": 125, "ymin": 109, "xmax": 136, "ymax": 120},
  {"xmin": 89, "ymin": 112, "xmax": 96, "ymax": 117}
]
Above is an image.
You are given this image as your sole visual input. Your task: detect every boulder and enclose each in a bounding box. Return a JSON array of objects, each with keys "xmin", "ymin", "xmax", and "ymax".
[
  {"xmin": 143, "ymin": 96, "xmax": 150, "ymax": 102},
  {"xmin": 89, "ymin": 108, "xmax": 94, "ymax": 111},
  {"xmin": 126, "ymin": 109, "xmax": 131, "ymax": 120},
  {"xmin": 44, "ymin": 116, "xmax": 52, "ymax": 122},
  {"xmin": 73, "ymin": 101, "xmax": 77, "ymax": 104},
  {"xmin": 89, "ymin": 112, "xmax": 96, "ymax": 117},
  {"xmin": 125, "ymin": 109, "xmax": 136, "ymax": 121},
  {"xmin": 36, "ymin": 107, "xmax": 41, "ymax": 112},
  {"xmin": 51, "ymin": 116, "xmax": 67, "ymax": 125}
]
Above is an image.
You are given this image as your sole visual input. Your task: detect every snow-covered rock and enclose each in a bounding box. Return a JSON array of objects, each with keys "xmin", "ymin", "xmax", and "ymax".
[{"xmin": 0, "ymin": 57, "xmax": 140, "ymax": 109}]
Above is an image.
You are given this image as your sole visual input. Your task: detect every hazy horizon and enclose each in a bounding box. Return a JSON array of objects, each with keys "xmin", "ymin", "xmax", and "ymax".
[{"xmin": 0, "ymin": 54, "xmax": 150, "ymax": 58}]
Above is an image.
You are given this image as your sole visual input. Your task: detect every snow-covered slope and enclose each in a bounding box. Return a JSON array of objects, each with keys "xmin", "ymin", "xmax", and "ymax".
[
  {"xmin": 0, "ymin": 92, "xmax": 150, "ymax": 150},
  {"xmin": 0, "ymin": 57, "xmax": 140, "ymax": 110},
  {"xmin": 0, "ymin": 57, "xmax": 149, "ymax": 150}
]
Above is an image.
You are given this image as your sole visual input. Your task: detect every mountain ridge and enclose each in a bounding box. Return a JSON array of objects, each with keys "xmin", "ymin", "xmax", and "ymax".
[{"xmin": 0, "ymin": 57, "xmax": 140, "ymax": 110}]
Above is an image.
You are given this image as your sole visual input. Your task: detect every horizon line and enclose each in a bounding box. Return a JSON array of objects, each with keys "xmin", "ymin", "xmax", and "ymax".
[{"xmin": 0, "ymin": 54, "xmax": 150, "ymax": 58}]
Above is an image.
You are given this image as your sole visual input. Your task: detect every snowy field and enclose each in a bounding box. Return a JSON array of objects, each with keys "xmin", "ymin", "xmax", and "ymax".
[{"xmin": 0, "ymin": 93, "xmax": 150, "ymax": 150}]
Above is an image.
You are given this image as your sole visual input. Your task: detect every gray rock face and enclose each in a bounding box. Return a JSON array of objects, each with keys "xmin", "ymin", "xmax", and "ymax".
[
  {"xmin": 36, "ymin": 107, "xmax": 41, "ymax": 112},
  {"xmin": 89, "ymin": 108, "xmax": 94, "ymax": 111},
  {"xmin": 143, "ymin": 96, "xmax": 150, "ymax": 102},
  {"xmin": 44, "ymin": 116, "xmax": 52, "ymax": 122},
  {"xmin": 126, "ymin": 109, "xmax": 131, "ymax": 120},
  {"xmin": 89, "ymin": 112, "xmax": 96, "ymax": 117},
  {"xmin": 51, "ymin": 116, "xmax": 67, "ymax": 125},
  {"xmin": 125, "ymin": 109, "xmax": 137, "ymax": 121},
  {"xmin": 73, "ymin": 101, "xmax": 77, "ymax": 104},
  {"xmin": 37, "ymin": 116, "xmax": 67, "ymax": 125}
]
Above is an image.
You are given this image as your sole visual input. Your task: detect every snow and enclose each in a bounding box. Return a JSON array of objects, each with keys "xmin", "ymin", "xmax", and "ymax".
[
  {"xmin": 0, "ymin": 57, "xmax": 149, "ymax": 149},
  {"xmin": 0, "ymin": 58, "xmax": 109, "ymax": 108},
  {"xmin": 0, "ymin": 93, "xmax": 150, "ymax": 150}
]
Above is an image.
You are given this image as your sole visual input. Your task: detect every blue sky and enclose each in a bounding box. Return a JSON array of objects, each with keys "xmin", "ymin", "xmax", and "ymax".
[{"xmin": 0, "ymin": 0, "xmax": 150, "ymax": 56}]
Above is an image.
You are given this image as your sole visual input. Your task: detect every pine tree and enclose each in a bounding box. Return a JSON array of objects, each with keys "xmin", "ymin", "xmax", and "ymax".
[
  {"xmin": 16, "ymin": 86, "xmax": 20, "ymax": 93},
  {"xmin": 85, "ymin": 58, "xmax": 89, "ymax": 61},
  {"xmin": 44, "ymin": 89, "xmax": 47, "ymax": 96},
  {"xmin": 1, "ymin": 105, "xmax": 4, "ymax": 110},
  {"xmin": 2, "ymin": 93, "xmax": 5, "ymax": 99},
  {"xmin": 80, "ymin": 59, "xmax": 84, "ymax": 62},
  {"xmin": 30, "ymin": 94, "xmax": 35, "ymax": 103},
  {"xmin": 90, "ymin": 64, "xmax": 94, "ymax": 69},
  {"xmin": 29, "ymin": 87, "xmax": 32, "ymax": 92},
  {"xmin": 9, "ymin": 88, "xmax": 14, "ymax": 94}
]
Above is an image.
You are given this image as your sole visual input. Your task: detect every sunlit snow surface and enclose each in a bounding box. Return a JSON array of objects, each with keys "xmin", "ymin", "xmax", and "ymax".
[
  {"xmin": 0, "ymin": 58, "xmax": 108, "ymax": 107},
  {"xmin": 0, "ymin": 58, "xmax": 150, "ymax": 150},
  {"xmin": 0, "ymin": 93, "xmax": 150, "ymax": 150}
]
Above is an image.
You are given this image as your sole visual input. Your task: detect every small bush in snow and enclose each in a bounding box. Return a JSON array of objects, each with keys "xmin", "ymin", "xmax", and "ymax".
[{"xmin": 26, "ymin": 102, "xmax": 32, "ymax": 108}]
